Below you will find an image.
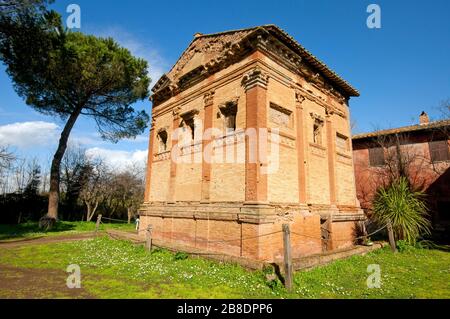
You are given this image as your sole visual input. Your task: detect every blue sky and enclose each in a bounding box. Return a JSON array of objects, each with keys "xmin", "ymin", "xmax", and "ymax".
[{"xmin": 1, "ymin": 0, "xmax": 449, "ymax": 169}]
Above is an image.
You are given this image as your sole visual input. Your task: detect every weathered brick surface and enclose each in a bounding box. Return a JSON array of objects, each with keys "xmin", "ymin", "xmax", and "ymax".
[
  {"xmin": 141, "ymin": 27, "xmax": 364, "ymax": 262},
  {"xmin": 210, "ymin": 163, "xmax": 246, "ymax": 202},
  {"xmin": 330, "ymin": 221, "xmax": 357, "ymax": 250},
  {"xmin": 149, "ymin": 160, "xmax": 171, "ymax": 201},
  {"xmin": 140, "ymin": 212, "xmax": 323, "ymax": 262}
]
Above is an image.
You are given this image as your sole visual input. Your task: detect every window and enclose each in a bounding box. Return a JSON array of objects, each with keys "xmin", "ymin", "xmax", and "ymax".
[
  {"xmin": 269, "ymin": 103, "xmax": 292, "ymax": 128},
  {"xmin": 185, "ymin": 117, "xmax": 195, "ymax": 140},
  {"xmin": 369, "ymin": 147, "xmax": 385, "ymax": 167},
  {"xmin": 219, "ymin": 101, "xmax": 237, "ymax": 133},
  {"xmin": 180, "ymin": 110, "xmax": 198, "ymax": 143},
  {"xmin": 309, "ymin": 113, "xmax": 324, "ymax": 146},
  {"xmin": 336, "ymin": 133, "xmax": 349, "ymax": 151},
  {"xmin": 313, "ymin": 119, "xmax": 324, "ymax": 145},
  {"xmin": 157, "ymin": 130, "xmax": 168, "ymax": 153},
  {"xmin": 429, "ymin": 140, "xmax": 449, "ymax": 163}
]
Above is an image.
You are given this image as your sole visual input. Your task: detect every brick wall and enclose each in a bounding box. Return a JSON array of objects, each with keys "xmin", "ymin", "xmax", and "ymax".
[
  {"xmin": 139, "ymin": 212, "xmax": 323, "ymax": 262},
  {"xmin": 142, "ymin": 44, "xmax": 364, "ymax": 262}
]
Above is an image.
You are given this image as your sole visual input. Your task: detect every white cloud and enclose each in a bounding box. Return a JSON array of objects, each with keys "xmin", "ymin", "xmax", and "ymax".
[
  {"xmin": 0, "ymin": 121, "xmax": 59, "ymax": 148},
  {"xmin": 86, "ymin": 147, "xmax": 147, "ymax": 170},
  {"xmin": 92, "ymin": 27, "xmax": 168, "ymax": 85},
  {"xmin": 68, "ymin": 132, "xmax": 148, "ymax": 151},
  {"xmin": 68, "ymin": 131, "xmax": 106, "ymax": 147},
  {"xmin": 123, "ymin": 134, "xmax": 148, "ymax": 144}
]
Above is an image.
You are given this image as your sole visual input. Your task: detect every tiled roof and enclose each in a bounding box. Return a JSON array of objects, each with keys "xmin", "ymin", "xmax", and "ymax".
[
  {"xmin": 198, "ymin": 25, "xmax": 359, "ymax": 97},
  {"xmin": 262, "ymin": 25, "xmax": 359, "ymax": 97},
  {"xmin": 352, "ymin": 119, "xmax": 450, "ymax": 140}
]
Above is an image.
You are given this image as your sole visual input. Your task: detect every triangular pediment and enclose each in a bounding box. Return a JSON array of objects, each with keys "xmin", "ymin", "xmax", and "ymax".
[
  {"xmin": 165, "ymin": 28, "xmax": 255, "ymax": 85},
  {"xmin": 151, "ymin": 25, "xmax": 359, "ymax": 105}
]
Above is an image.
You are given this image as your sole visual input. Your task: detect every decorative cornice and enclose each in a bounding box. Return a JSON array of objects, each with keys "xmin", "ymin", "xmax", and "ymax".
[
  {"xmin": 151, "ymin": 26, "xmax": 357, "ymax": 106},
  {"xmin": 170, "ymin": 30, "xmax": 253, "ymax": 82},
  {"xmin": 241, "ymin": 66, "xmax": 269, "ymax": 91},
  {"xmin": 151, "ymin": 74, "xmax": 170, "ymax": 93},
  {"xmin": 310, "ymin": 112, "xmax": 325, "ymax": 123},
  {"xmin": 180, "ymin": 108, "xmax": 200, "ymax": 119},
  {"xmin": 218, "ymin": 97, "xmax": 239, "ymax": 110},
  {"xmin": 157, "ymin": 126, "xmax": 169, "ymax": 134},
  {"xmin": 172, "ymin": 106, "xmax": 182, "ymax": 119},
  {"xmin": 270, "ymin": 102, "xmax": 292, "ymax": 115},
  {"xmin": 295, "ymin": 89, "xmax": 306, "ymax": 104},
  {"xmin": 325, "ymin": 104, "xmax": 347, "ymax": 119},
  {"xmin": 203, "ymin": 91, "xmax": 215, "ymax": 107},
  {"xmin": 325, "ymin": 105, "xmax": 335, "ymax": 117}
]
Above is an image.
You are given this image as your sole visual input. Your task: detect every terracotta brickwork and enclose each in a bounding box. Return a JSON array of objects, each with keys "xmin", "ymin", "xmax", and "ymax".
[{"xmin": 140, "ymin": 25, "xmax": 364, "ymax": 262}]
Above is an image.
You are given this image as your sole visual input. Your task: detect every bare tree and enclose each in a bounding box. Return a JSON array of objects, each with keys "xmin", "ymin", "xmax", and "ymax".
[
  {"xmin": 0, "ymin": 146, "xmax": 15, "ymax": 192},
  {"xmin": 0, "ymin": 145, "xmax": 14, "ymax": 166},
  {"xmin": 112, "ymin": 163, "xmax": 145, "ymax": 223},
  {"xmin": 61, "ymin": 145, "xmax": 87, "ymax": 193},
  {"xmin": 40, "ymin": 160, "xmax": 50, "ymax": 194},
  {"xmin": 12, "ymin": 157, "xmax": 27, "ymax": 194},
  {"xmin": 60, "ymin": 144, "xmax": 89, "ymax": 219},
  {"xmin": 79, "ymin": 159, "xmax": 109, "ymax": 222},
  {"xmin": 437, "ymin": 98, "xmax": 450, "ymax": 120},
  {"xmin": 355, "ymin": 130, "xmax": 448, "ymax": 215}
]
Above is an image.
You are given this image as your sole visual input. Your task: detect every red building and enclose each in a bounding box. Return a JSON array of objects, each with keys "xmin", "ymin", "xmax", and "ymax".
[{"xmin": 352, "ymin": 112, "xmax": 450, "ymax": 237}]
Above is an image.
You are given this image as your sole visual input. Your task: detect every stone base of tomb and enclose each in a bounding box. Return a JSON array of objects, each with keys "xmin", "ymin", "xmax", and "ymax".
[{"xmin": 139, "ymin": 201, "xmax": 366, "ymax": 263}]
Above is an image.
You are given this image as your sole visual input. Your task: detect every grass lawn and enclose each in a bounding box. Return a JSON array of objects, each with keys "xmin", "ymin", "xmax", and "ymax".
[
  {"xmin": 0, "ymin": 236, "xmax": 448, "ymax": 298},
  {"xmin": 0, "ymin": 221, "xmax": 135, "ymax": 241}
]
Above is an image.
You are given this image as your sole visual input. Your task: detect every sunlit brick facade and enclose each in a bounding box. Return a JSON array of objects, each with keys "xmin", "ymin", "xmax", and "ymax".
[{"xmin": 140, "ymin": 25, "xmax": 364, "ymax": 262}]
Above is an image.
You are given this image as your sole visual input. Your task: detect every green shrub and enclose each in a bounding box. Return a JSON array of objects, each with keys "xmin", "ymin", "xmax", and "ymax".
[
  {"xmin": 261, "ymin": 264, "xmax": 284, "ymax": 292},
  {"xmin": 373, "ymin": 177, "xmax": 431, "ymax": 244},
  {"xmin": 173, "ymin": 252, "xmax": 189, "ymax": 261},
  {"xmin": 262, "ymin": 264, "xmax": 276, "ymax": 275},
  {"xmin": 397, "ymin": 240, "xmax": 415, "ymax": 252}
]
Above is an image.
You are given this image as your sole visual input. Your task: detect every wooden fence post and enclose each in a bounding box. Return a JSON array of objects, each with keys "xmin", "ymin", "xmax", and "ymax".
[
  {"xmin": 146, "ymin": 225, "xmax": 153, "ymax": 252},
  {"xmin": 387, "ymin": 220, "xmax": 397, "ymax": 253},
  {"xmin": 282, "ymin": 224, "xmax": 293, "ymax": 292},
  {"xmin": 95, "ymin": 214, "xmax": 102, "ymax": 234}
]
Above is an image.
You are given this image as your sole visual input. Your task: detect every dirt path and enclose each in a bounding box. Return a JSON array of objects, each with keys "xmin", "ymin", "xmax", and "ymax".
[
  {"xmin": 0, "ymin": 264, "xmax": 94, "ymax": 299},
  {"xmin": 0, "ymin": 234, "xmax": 100, "ymax": 298},
  {"xmin": 0, "ymin": 232, "xmax": 96, "ymax": 248}
]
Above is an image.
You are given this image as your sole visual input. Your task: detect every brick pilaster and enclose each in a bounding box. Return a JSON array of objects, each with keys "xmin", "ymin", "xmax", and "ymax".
[
  {"xmin": 242, "ymin": 66, "xmax": 269, "ymax": 203},
  {"xmin": 295, "ymin": 90, "xmax": 307, "ymax": 204},
  {"xmin": 144, "ymin": 119, "xmax": 156, "ymax": 202},
  {"xmin": 168, "ymin": 109, "xmax": 181, "ymax": 202},
  {"xmin": 201, "ymin": 91, "xmax": 214, "ymax": 201},
  {"xmin": 326, "ymin": 112, "xmax": 337, "ymax": 205}
]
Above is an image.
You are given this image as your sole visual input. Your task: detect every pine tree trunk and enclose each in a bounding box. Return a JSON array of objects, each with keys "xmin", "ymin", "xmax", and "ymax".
[
  {"xmin": 127, "ymin": 207, "xmax": 132, "ymax": 224},
  {"xmin": 47, "ymin": 108, "xmax": 82, "ymax": 221}
]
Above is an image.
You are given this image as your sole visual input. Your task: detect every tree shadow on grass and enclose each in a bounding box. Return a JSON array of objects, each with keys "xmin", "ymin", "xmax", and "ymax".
[{"xmin": 0, "ymin": 221, "xmax": 76, "ymax": 241}]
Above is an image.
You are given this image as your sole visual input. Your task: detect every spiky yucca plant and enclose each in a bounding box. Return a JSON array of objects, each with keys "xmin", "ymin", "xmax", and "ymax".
[{"xmin": 373, "ymin": 177, "xmax": 431, "ymax": 244}]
